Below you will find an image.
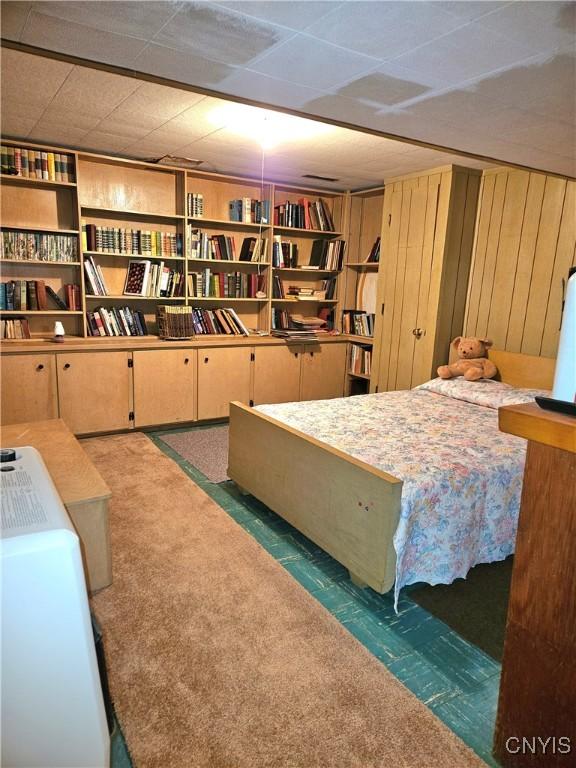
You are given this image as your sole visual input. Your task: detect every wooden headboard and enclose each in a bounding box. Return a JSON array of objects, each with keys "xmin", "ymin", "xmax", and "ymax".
[{"xmin": 489, "ymin": 350, "xmax": 555, "ymax": 390}]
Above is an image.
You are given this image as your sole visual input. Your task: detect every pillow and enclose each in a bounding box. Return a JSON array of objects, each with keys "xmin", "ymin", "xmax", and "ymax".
[{"xmin": 416, "ymin": 377, "xmax": 551, "ymax": 410}]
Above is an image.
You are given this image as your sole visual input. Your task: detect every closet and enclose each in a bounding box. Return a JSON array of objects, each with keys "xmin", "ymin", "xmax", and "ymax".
[{"xmin": 370, "ymin": 165, "xmax": 481, "ymax": 392}]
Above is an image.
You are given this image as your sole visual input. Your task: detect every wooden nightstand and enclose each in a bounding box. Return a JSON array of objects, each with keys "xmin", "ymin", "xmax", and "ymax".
[{"xmin": 495, "ymin": 403, "xmax": 575, "ymax": 766}]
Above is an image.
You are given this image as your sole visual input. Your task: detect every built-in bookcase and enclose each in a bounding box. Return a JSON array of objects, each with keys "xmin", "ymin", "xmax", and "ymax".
[
  {"xmin": 0, "ymin": 140, "xmax": 83, "ymax": 338},
  {"xmin": 1, "ymin": 139, "xmax": 353, "ymax": 341},
  {"xmin": 342, "ymin": 187, "xmax": 384, "ymax": 394}
]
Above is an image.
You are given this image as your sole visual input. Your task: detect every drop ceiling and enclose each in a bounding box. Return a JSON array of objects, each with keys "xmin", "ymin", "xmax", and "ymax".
[{"xmin": 1, "ymin": 0, "xmax": 575, "ymax": 185}]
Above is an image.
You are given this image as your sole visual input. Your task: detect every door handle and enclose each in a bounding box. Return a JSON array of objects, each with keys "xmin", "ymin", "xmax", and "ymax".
[
  {"xmin": 412, "ymin": 328, "xmax": 425, "ymax": 339},
  {"xmin": 36, "ymin": 364, "xmax": 44, "ymax": 371},
  {"xmin": 63, "ymin": 363, "xmax": 71, "ymax": 369},
  {"xmin": 204, "ymin": 357, "xmax": 209, "ymax": 363},
  {"xmin": 184, "ymin": 357, "xmax": 190, "ymax": 364}
]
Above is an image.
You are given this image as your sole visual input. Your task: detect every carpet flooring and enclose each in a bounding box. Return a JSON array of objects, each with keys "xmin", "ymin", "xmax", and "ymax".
[
  {"xmin": 86, "ymin": 432, "xmax": 484, "ymax": 768},
  {"xmin": 159, "ymin": 425, "xmax": 229, "ymax": 483},
  {"xmin": 409, "ymin": 559, "xmax": 513, "ymax": 662}
]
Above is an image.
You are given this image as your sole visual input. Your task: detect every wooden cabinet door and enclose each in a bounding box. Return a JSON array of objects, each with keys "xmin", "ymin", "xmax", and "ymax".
[
  {"xmin": 300, "ymin": 343, "xmax": 346, "ymax": 401},
  {"xmin": 1, "ymin": 354, "xmax": 58, "ymax": 424},
  {"xmin": 197, "ymin": 346, "xmax": 252, "ymax": 420},
  {"xmin": 57, "ymin": 351, "xmax": 132, "ymax": 434},
  {"xmin": 253, "ymin": 345, "xmax": 302, "ymax": 405},
  {"xmin": 133, "ymin": 349, "xmax": 196, "ymax": 427}
]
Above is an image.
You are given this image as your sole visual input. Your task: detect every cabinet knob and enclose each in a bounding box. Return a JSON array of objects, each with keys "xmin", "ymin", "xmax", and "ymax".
[
  {"xmin": 310, "ymin": 351, "xmax": 315, "ymax": 357},
  {"xmin": 204, "ymin": 357, "xmax": 209, "ymax": 364},
  {"xmin": 184, "ymin": 357, "xmax": 190, "ymax": 364},
  {"xmin": 36, "ymin": 364, "xmax": 44, "ymax": 371},
  {"xmin": 412, "ymin": 328, "xmax": 425, "ymax": 339},
  {"xmin": 64, "ymin": 363, "xmax": 71, "ymax": 370},
  {"xmin": 294, "ymin": 352, "xmax": 298, "ymax": 358}
]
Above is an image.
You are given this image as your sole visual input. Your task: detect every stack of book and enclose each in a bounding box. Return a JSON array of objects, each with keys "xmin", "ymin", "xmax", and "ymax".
[
  {"xmin": 366, "ymin": 236, "xmax": 381, "ymax": 263},
  {"xmin": 273, "ymin": 198, "xmax": 335, "ymax": 231},
  {"xmin": 188, "ymin": 270, "xmax": 266, "ymax": 299},
  {"xmin": 187, "ymin": 192, "xmax": 204, "ymax": 217},
  {"xmin": 229, "ymin": 198, "xmax": 270, "ymax": 224},
  {"xmin": 272, "ymin": 236, "xmax": 298, "ymax": 268},
  {"xmin": 342, "ymin": 310, "xmax": 375, "ymax": 337},
  {"xmin": 190, "ymin": 307, "xmax": 250, "ymax": 336},
  {"xmin": 309, "ymin": 239, "xmax": 346, "ymax": 270},
  {"xmin": 82, "ymin": 223, "xmax": 182, "ymax": 257},
  {"xmin": 272, "ymin": 308, "xmax": 321, "ymax": 337},
  {"xmin": 1, "ymin": 231, "xmax": 78, "ymax": 262},
  {"xmin": 123, "ymin": 260, "xmax": 184, "ymax": 298},
  {"xmin": 187, "ymin": 231, "xmax": 268, "ymax": 262},
  {"xmin": 1, "ymin": 145, "xmax": 75, "ymax": 182},
  {"xmin": 86, "ymin": 307, "xmax": 148, "ymax": 337},
  {"xmin": 0, "ymin": 280, "xmax": 79, "ymax": 310},
  {"xmin": 350, "ymin": 344, "xmax": 372, "ymax": 376},
  {"xmin": 1, "ymin": 318, "xmax": 31, "ymax": 339},
  {"xmin": 156, "ymin": 306, "xmax": 194, "ymax": 339}
]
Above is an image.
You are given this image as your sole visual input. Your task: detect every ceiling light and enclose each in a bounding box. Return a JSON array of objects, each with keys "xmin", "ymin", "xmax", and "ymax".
[{"xmin": 209, "ymin": 103, "xmax": 334, "ymax": 150}]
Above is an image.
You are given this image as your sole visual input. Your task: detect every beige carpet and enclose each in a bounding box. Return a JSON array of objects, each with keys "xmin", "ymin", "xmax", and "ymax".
[
  {"xmin": 86, "ymin": 433, "xmax": 484, "ymax": 768},
  {"xmin": 159, "ymin": 426, "xmax": 229, "ymax": 483}
]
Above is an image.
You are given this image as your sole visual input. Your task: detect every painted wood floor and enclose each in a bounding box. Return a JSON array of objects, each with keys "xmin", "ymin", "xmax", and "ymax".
[{"xmin": 111, "ymin": 431, "xmax": 503, "ymax": 767}]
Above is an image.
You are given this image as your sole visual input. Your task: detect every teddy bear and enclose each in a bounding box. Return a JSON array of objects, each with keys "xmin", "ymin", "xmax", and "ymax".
[{"xmin": 437, "ymin": 336, "xmax": 498, "ymax": 381}]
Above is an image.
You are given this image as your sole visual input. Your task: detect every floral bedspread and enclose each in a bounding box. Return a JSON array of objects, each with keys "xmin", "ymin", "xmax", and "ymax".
[{"xmin": 256, "ymin": 388, "xmax": 530, "ymax": 606}]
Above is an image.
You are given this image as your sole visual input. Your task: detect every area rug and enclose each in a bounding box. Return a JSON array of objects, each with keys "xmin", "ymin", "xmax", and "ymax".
[
  {"xmin": 86, "ymin": 432, "xmax": 484, "ymax": 768},
  {"xmin": 158, "ymin": 425, "xmax": 229, "ymax": 483}
]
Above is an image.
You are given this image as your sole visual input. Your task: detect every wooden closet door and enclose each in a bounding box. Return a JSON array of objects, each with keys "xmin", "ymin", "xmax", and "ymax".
[{"xmin": 373, "ymin": 177, "xmax": 440, "ymax": 392}]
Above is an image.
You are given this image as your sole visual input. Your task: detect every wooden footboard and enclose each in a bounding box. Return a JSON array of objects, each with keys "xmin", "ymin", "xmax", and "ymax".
[{"xmin": 228, "ymin": 402, "xmax": 403, "ymax": 593}]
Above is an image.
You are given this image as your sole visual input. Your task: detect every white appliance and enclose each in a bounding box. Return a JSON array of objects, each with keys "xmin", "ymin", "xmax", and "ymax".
[{"xmin": 1, "ymin": 446, "xmax": 110, "ymax": 768}]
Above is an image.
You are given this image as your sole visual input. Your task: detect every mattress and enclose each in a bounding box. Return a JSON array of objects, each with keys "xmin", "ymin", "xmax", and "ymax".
[{"xmin": 256, "ymin": 378, "xmax": 548, "ymax": 603}]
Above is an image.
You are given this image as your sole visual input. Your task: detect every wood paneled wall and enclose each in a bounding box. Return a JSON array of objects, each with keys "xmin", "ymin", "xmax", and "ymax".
[{"xmin": 464, "ymin": 168, "xmax": 576, "ymax": 358}]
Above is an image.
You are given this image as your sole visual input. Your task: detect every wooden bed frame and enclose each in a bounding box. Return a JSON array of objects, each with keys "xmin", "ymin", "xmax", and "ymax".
[{"xmin": 228, "ymin": 350, "xmax": 555, "ymax": 594}]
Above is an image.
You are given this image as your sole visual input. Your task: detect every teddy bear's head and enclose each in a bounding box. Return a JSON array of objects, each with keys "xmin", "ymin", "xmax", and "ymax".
[{"xmin": 452, "ymin": 336, "xmax": 493, "ymax": 359}]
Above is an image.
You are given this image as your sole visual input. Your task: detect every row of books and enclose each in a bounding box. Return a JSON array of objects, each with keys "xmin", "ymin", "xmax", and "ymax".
[
  {"xmin": 342, "ymin": 310, "xmax": 375, "ymax": 337},
  {"xmin": 272, "ymin": 237, "xmax": 298, "ymax": 268},
  {"xmin": 274, "ymin": 198, "xmax": 335, "ymax": 231},
  {"xmin": 123, "ymin": 260, "xmax": 184, "ymax": 298},
  {"xmin": 0, "ymin": 280, "xmax": 79, "ymax": 311},
  {"xmin": 190, "ymin": 307, "xmax": 250, "ymax": 336},
  {"xmin": 350, "ymin": 344, "xmax": 372, "ymax": 377},
  {"xmin": 188, "ymin": 270, "xmax": 266, "ymax": 299},
  {"xmin": 309, "ymin": 239, "xmax": 346, "ymax": 270},
  {"xmin": 82, "ymin": 223, "xmax": 183, "ymax": 257},
  {"xmin": 228, "ymin": 198, "xmax": 270, "ymax": 224},
  {"xmin": 187, "ymin": 229, "xmax": 268, "ymax": 262},
  {"xmin": 1, "ymin": 231, "xmax": 78, "ymax": 263},
  {"xmin": 187, "ymin": 193, "xmax": 204, "ymax": 218},
  {"xmin": 86, "ymin": 307, "xmax": 148, "ymax": 337},
  {"xmin": 1, "ymin": 318, "xmax": 31, "ymax": 339},
  {"xmin": 1, "ymin": 146, "xmax": 75, "ymax": 182}
]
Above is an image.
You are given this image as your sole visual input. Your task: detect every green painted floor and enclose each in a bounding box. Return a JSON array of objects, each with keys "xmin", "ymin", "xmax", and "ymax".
[{"xmin": 110, "ymin": 429, "xmax": 503, "ymax": 767}]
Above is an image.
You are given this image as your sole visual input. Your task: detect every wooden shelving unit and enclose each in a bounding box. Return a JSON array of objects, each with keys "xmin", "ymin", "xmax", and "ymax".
[{"xmin": 2, "ymin": 139, "xmax": 351, "ymax": 341}]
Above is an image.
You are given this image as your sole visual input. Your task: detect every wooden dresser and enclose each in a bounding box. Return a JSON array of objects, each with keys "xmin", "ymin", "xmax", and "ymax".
[{"xmin": 495, "ymin": 403, "xmax": 576, "ymax": 766}]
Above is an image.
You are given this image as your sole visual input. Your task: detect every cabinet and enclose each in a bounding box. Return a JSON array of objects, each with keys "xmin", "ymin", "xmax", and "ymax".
[
  {"xmin": 300, "ymin": 343, "xmax": 346, "ymax": 401},
  {"xmin": 57, "ymin": 351, "xmax": 133, "ymax": 434},
  {"xmin": 253, "ymin": 344, "xmax": 302, "ymax": 405},
  {"xmin": 133, "ymin": 349, "xmax": 196, "ymax": 427},
  {"xmin": 1, "ymin": 353, "xmax": 58, "ymax": 424},
  {"xmin": 371, "ymin": 165, "xmax": 481, "ymax": 393},
  {"xmin": 197, "ymin": 346, "xmax": 252, "ymax": 420}
]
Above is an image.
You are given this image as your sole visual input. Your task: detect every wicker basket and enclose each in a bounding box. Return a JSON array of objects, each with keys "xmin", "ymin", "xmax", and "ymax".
[{"xmin": 156, "ymin": 305, "xmax": 195, "ymax": 339}]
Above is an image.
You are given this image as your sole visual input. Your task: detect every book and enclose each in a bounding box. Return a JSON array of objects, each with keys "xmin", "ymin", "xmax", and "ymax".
[
  {"xmin": 46, "ymin": 285, "xmax": 68, "ymax": 310},
  {"xmin": 124, "ymin": 260, "xmax": 151, "ymax": 296}
]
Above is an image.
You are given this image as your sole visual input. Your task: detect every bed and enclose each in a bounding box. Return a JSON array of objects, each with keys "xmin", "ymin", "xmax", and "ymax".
[{"xmin": 228, "ymin": 350, "xmax": 555, "ymax": 605}]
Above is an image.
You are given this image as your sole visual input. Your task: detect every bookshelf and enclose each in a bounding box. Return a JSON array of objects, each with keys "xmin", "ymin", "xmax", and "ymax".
[
  {"xmin": 1, "ymin": 140, "xmax": 352, "ymax": 341},
  {"xmin": 1, "ymin": 140, "xmax": 82, "ymax": 339},
  {"xmin": 341, "ymin": 187, "xmax": 384, "ymax": 394}
]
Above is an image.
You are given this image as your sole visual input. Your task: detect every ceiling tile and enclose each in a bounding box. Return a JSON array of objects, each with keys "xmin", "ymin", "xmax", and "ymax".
[
  {"xmin": 0, "ymin": 2, "xmax": 32, "ymax": 39},
  {"xmin": 216, "ymin": 69, "xmax": 325, "ymax": 110},
  {"xmin": 47, "ymin": 66, "xmax": 140, "ymax": 117},
  {"xmin": 1, "ymin": 114, "xmax": 37, "ymax": 138},
  {"xmin": 153, "ymin": 2, "xmax": 292, "ymax": 67},
  {"xmin": 303, "ymin": 1, "xmax": 462, "ymax": 61},
  {"xmin": 133, "ymin": 43, "xmax": 235, "ymax": 87},
  {"xmin": 27, "ymin": 122, "xmax": 89, "ymax": 145},
  {"xmin": 31, "ymin": 1, "xmax": 180, "ymax": 39},
  {"xmin": 21, "ymin": 10, "xmax": 148, "ymax": 66},
  {"xmin": 109, "ymin": 83, "xmax": 205, "ymax": 122},
  {"xmin": 476, "ymin": 1, "xmax": 575, "ymax": 55},
  {"xmin": 0, "ymin": 47, "xmax": 73, "ymax": 110},
  {"xmin": 434, "ymin": 2, "xmax": 511, "ymax": 23},
  {"xmin": 213, "ymin": 1, "xmax": 342, "ymax": 32},
  {"xmin": 249, "ymin": 33, "xmax": 380, "ymax": 91}
]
